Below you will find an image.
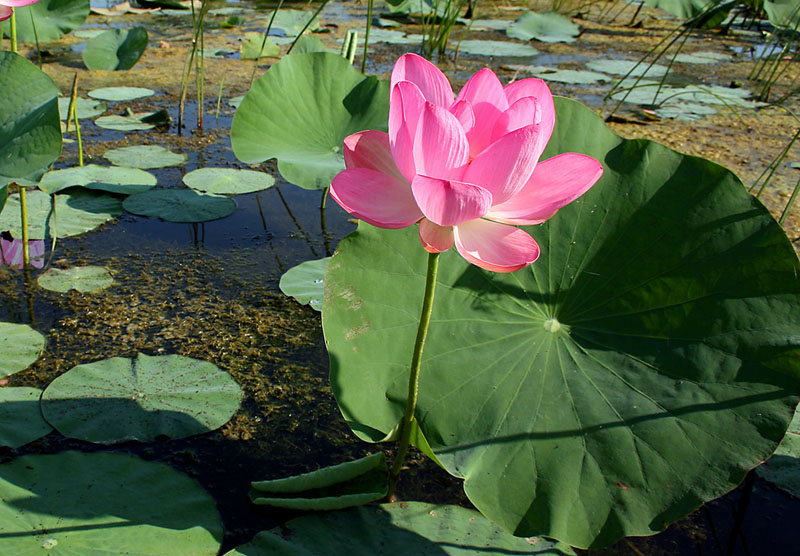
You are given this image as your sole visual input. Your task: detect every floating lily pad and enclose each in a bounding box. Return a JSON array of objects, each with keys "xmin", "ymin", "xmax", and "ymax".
[
  {"xmin": 232, "ymin": 53, "xmax": 389, "ymax": 190},
  {"xmin": 612, "ymin": 81, "xmax": 755, "ymax": 107},
  {"xmin": 506, "ymin": 64, "xmax": 610, "ymax": 84},
  {"xmin": 224, "ymin": 502, "xmax": 572, "ymax": 556},
  {"xmin": 267, "ymin": 9, "xmax": 320, "ymax": 36},
  {"xmin": 0, "ymin": 323, "xmax": 45, "ymax": 379},
  {"xmin": 240, "ymin": 32, "xmax": 280, "ymax": 60},
  {"xmin": 672, "ymin": 50, "xmax": 731, "ymax": 64},
  {"xmin": 229, "ymin": 95, "xmax": 245, "ymax": 109},
  {"xmin": 95, "ymin": 109, "xmax": 169, "ymax": 131},
  {"xmin": 90, "ymin": 1, "xmax": 152, "ymax": 16},
  {"xmin": 58, "ymin": 96, "xmax": 107, "ymax": 120},
  {"xmin": 123, "ymin": 189, "xmax": 237, "ymax": 223},
  {"xmin": 37, "ymin": 266, "xmax": 115, "ymax": 293},
  {"xmin": 201, "ymin": 46, "xmax": 237, "ymax": 59},
  {"xmin": 6, "ymin": 0, "xmax": 90, "ymax": 43},
  {"xmin": 0, "ymin": 189, "xmax": 122, "ymax": 239},
  {"xmin": 0, "ymin": 52, "xmax": 62, "ymax": 186},
  {"xmin": 38, "ymin": 164, "xmax": 157, "ymax": 195},
  {"xmin": 470, "ymin": 19, "xmax": 512, "ymax": 31},
  {"xmin": 73, "ymin": 28, "xmax": 108, "ymax": 39},
  {"xmin": 104, "ymin": 145, "xmax": 186, "ymax": 169},
  {"xmin": 279, "ymin": 257, "xmax": 330, "ymax": 311},
  {"xmin": 83, "ymin": 27, "xmax": 149, "ymax": 71},
  {"xmin": 654, "ymin": 102, "xmax": 718, "ymax": 120},
  {"xmin": 87, "ymin": 86, "xmax": 155, "ymax": 101},
  {"xmin": 323, "ymin": 97, "xmax": 800, "ymax": 548},
  {"xmin": 456, "ymin": 39, "xmax": 538, "ymax": 57},
  {"xmin": 0, "ymin": 387, "xmax": 51, "ymax": 448},
  {"xmin": 41, "ymin": 353, "xmax": 242, "ymax": 443},
  {"xmin": 507, "ymin": 11, "xmax": 580, "ymax": 43},
  {"xmin": 757, "ymin": 403, "xmax": 800, "ymax": 498},
  {"xmin": 0, "ymin": 451, "xmax": 222, "ymax": 554},
  {"xmin": 588, "ymin": 59, "xmax": 669, "ymax": 77},
  {"xmin": 183, "ymin": 168, "xmax": 275, "ymax": 195},
  {"xmin": 251, "ymin": 452, "xmax": 387, "ymax": 510},
  {"xmin": 346, "ymin": 28, "xmax": 419, "ymax": 45}
]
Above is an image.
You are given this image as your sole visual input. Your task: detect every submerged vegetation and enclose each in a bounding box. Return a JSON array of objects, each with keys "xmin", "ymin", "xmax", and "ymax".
[{"xmin": 1, "ymin": 0, "xmax": 800, "ymax": 554}]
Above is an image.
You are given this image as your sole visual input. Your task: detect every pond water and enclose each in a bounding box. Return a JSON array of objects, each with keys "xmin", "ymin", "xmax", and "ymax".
[{"xmin": 2, "ymin": 0, "xmax": 799, "ymax": 554}]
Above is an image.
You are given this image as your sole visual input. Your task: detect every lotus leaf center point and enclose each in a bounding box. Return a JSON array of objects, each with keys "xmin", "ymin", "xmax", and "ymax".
[{"xmin": 543, "ymin": 318, "xmax": 561, "ymax": 333}]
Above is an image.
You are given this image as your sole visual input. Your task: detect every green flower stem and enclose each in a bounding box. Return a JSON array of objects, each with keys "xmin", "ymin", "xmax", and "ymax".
[
  {"xmin": 10, "ymin": 10, "xmax": 17, "ymax": 53},
  {"xmin": 19, "ymin": 185, "xmax": 29, "ymax": 268},
  {"xmin": 387, "ymin": 250, "xmax": 440, "ymax": 500}
]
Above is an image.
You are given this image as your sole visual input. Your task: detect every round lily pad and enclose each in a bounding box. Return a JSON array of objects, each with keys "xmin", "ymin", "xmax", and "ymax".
[
  {"xmin": 58, "ymin": 96, "xmax": 107, "ymax": 120},
  {"xmin": 123, "ymin": 189, "xmax": 237, "ymax": 223},
  {"xmin": 38, "ymin": 164, "xmax": 157, "ymax": 195},
  {"xmin": 224, "ymin": 502, "xmax": 572, "ymax": 555},
  {"xmin": 507, "ymin": 64, "xmax": 610, "ymax": 84},
  {"xmin": 456, "ymin": 39, "xmax": 539, "ymax": 57},
  {"xmin": 587, "ymin": 59, "xmax": 669, "ymax": 77},
  {"xmin": 83, "ymin": 26, "xmax": 149, "ymax": 71},
  {"xmin": 0, "ymin": 323, "xmax": 45, "ymax": 379},
  {"xmin": 0, "ymin": 387, "xmax": 51, "ymax": 448},
  {"xmin": 87, "ymin": 86, "xmax": 155, "ymax": 101},
  {"xmin": 654, "ymin": 102, "xmax": 718, "ymax": 120},
  {"xmin": 37, "ymin": 266, "xmax": 114, "ymax": 293},
  {"xmin": 507, "ymin": 10, "xmax": 580, "ymax": 43},
  {"xmin": 94, "ymin": 112, "xmax": 163, "ymax": 131},
  {"xmin": 73, "ymin": 28, "xmax": 108, "ymax": 39},
  {"xmin": 182, "ymin": 168, "xmax": 275, "ymax": 195},
  {"xmin": 104, "ymin": 145, "xmax": 186, "ymax": 169},
  {"xmin": 0, "ymin": 189, "xmax": 122, "ymax": 239},
  {"xmin": 0, "ymin": 451, "xmax": 222, "ymax": 555},
  {"xmin": 266, "ymin": 8, "xmax": 320, "ymax": 36},
  {"xmin": 41, "ymin": 353, "xmax": 243, "ymax": 443},
  {"xmin": 279, "ymin": 257, "xmax": 330, "ymax": 312}
]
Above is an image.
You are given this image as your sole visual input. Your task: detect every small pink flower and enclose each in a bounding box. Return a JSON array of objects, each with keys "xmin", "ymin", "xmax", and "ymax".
[
  {"xmin": 1, "ymin": 237, "xmax": 44, "ymax": 269},
  {"xmin": 331, "ymin": 53, "xmax": 604, "ymax": 273},
  {"xmin": 0, "ymin": 0, "xmax": 41, "ymax": 21}
]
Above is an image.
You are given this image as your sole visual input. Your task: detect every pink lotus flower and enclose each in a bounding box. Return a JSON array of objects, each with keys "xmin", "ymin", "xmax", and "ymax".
[
  {"xmin": 0, "ymin": 0, "xmax": 40, "ymax": 21},
  {"xmin": 330, "ymin": 53, "xmax": 604, "ymax": 272}
]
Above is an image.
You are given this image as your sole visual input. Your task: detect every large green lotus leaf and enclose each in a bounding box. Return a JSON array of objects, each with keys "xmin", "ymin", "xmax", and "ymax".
[
  {"xmin": 104, "ymin": 145, "xmax": 186, "ymax": 168},
  {"xmin": 0, "ymin": 184, "xmax": 6, "ymax": 213},
  {"xmin": 183, "ymin": 168, "xmax": 275, "ymax": 195},
  {"xmin": 0, "ymin": 189, "xmax": 122, "ymax": 239},
  {"xmin": 251, "ymin": 452, "xmax": 387, "ymax": 510},
  {"xmin": 0, "ymin": 387, "xmax": 51, "ymax": 448},
  {"xmin": 38, "ymin": 164, "xmax": 157, "ymax": 195},
  {"xmin": 225, "ymin": 502, "xmax": 573, "ymax": 556},
  {"xmin": 231, "ymin": 52, "xmax": 389, "ymax": 190},
  {"xmin": 507, "ymin": 11, "xmax": 580, "ymax": 43},
  {"xmin": 8, "ymin": 0, "xmax": 90, "ymax": 42},
  {"xmin": 0, "ymin": 52, "xmax": 62, "ymax": 186},
  {"xmin": 87, "ymin": 86, "xmax": 154, "ymax": 101},
  {"xmin": 0, "ymin": 451, "xmax": 222, "ymax": 554},
  {"xmin": 37, "ymin": 265, "xmax": 115, "ymax": 293},
  {"xmin": 82, "ymin": 27, "xmax": 149, "ymax": 71},
  {"xmin": 41, "ymin": 353, "xmax": 243, "ymax": 443},
  {"xmin": 642, "ymin": 0, "xmax": 722, "ymax": 19},
  {"xmin": 322, "ymin": 97, "xmax": 800, "ymax": 548},
  {"xmin": 123, "ymin": 189, "xmax": 237, "ymax": 223},
  {"xmin": 57, "ymin": 97, "xmax": 107, "ymax": 120},
  {"xmin": 279, "ymin": 257, "xmax": 330, "ymax": 311},
  {"xmin": 766, "ymin": 0, "xmax": 800, "ymax": 28},
  {"xmin": 757, "ymin": 402, "xmax": 800, "ymax": 497},
  {"xmin": 0, "ymin": 322, "xmax": 45, "ymax": 379}
]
